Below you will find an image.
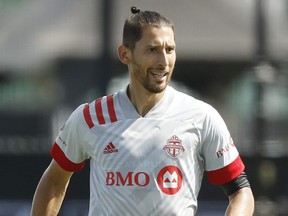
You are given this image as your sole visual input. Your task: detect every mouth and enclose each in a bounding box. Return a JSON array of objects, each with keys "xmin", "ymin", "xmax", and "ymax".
[{"xmin": 150, "ymin": 70, "xmax": 168, "ymax": 81}]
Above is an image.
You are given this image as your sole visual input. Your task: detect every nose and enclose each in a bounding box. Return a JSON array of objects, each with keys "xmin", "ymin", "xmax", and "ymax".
[{"xmin": 157, "ymin": 50, "xmax": 169, "ymax": 68}]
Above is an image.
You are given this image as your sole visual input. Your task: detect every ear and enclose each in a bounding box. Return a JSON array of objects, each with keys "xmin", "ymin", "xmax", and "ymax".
[{"xmin": 118, "ymin": 44, "xmax": 131, "ymax": 64}]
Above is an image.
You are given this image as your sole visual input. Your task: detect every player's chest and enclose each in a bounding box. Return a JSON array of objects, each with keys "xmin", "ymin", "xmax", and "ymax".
[{"xmin": 87, "ymin": 119, "xmax": 199, "ymax": 167}]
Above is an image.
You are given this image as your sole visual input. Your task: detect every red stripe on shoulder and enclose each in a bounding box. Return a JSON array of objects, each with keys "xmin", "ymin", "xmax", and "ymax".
[
  {"xmin": 107, "ymin": 95, "xmax": 117, "ymax": 123},
  {"xmin": 95, "ymin": 97, "xmax": 105, "ymax": 125},
  {"xmin": 50, "ymin": 143, "xmax": 86, "ymax": 172},
  {"xmin": 83, "ymin": 104, "xmax": 94, "ymax": 128},
  {"xmin": 207, "ymin": 156, "xmax": 245, "ymax": 185}
]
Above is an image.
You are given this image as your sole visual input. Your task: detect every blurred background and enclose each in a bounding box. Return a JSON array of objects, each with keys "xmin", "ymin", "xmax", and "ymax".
[{"xmin": 0, "ymin": 0, "xmax": 287, "ymax": 215}]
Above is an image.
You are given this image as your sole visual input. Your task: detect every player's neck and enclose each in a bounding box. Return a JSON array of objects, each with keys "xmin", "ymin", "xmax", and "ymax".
[{"xmin": 127, "ymin": 84, "xmax": 165, "ymax": 117}]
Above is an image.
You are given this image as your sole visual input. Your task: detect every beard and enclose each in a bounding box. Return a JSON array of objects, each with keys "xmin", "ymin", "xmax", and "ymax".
[
  {"xmin": 130, "ymin": 59, "xmax": 173, "ymax": 94},
  {"xmin": 142, "ymin": 78, "xmax": 169, "ymax": 93}
]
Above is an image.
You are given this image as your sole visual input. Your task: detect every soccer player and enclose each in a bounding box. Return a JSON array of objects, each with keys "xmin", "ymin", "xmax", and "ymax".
[{"xmin": 31, "ymin": 6, "xmax": 254, "ymax": 216}]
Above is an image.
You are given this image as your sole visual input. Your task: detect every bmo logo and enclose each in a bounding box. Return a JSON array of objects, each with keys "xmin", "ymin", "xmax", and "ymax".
[
  {"xmin": 105, "ymin": 165, "xmax": 183, "ymax": 195},
  {"xmin": 106, "ymin": 171, "xmax": 150, "ymax": 186},
  {"xmin": 157, "ymin": 165, "xmax": 182, "ymax": 195}
]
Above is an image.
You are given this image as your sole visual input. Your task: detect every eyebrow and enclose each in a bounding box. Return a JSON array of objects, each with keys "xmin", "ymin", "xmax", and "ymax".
[{"xmin": 144, "ymin": 42, "xmax": 176, "ymax": 48}]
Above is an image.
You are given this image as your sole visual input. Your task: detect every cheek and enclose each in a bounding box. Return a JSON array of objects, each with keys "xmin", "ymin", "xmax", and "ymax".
[
  {"xmin": 133, "ymin": 59, "xmax": 145, "ymax": 71},
  {"xmin": 168, "ymin": 54, "xmax": 176, "ymax": 65},
  {"xmin": 130, "ymin": 61, "xmax": 147, "ymax": 78},
  {"xmin": 169, "ymin": 60, "xmax": 176, "ymax": 70},
  {"xmin": 134, "ymin": 59, "xmax": 152, "ymax": 73}
]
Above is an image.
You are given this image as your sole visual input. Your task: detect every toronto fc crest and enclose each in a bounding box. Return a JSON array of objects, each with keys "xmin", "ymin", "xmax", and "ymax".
[{"xmin": 163, "ymin": 135, "xmax": 185, "ymax": 158}]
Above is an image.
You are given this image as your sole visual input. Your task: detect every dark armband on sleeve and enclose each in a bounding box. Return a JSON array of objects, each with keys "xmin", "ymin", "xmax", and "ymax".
[{"xmin": 221, "ymin": 172, "xmax": 251, "ymax": 196}]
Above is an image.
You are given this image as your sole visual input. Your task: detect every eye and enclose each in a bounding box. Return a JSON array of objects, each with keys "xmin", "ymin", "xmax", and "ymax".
[
  {"xmin": 166, "ymin": 46, "xmax": 175, "ymax": 53},
  {"xmin": 147, "ymin": 47, "xmax": 157, "ymax": 53}
]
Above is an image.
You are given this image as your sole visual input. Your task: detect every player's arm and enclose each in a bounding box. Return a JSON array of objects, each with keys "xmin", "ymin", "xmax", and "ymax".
[
  {"xmin": 225, "ymin": 187, "xmax": 254, "ymax": 216},
  {"xmin": 221, "ymin": 172, "xmax": 254, "ymax": 216},
  {"xmin": 30, "ymin": 159, "xmax": 73, "ymax": 216}
]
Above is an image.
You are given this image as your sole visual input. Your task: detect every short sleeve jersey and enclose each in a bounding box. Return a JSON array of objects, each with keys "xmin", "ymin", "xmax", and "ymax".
[{"xmin": 51, "ymin": 86, "xmax": 245, "ymax": 216}]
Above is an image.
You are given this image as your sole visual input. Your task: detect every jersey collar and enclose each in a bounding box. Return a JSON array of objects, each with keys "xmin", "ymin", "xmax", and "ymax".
[{"xmin": 118, "ymin": 85, "xmax": 174, "ymax": 119}]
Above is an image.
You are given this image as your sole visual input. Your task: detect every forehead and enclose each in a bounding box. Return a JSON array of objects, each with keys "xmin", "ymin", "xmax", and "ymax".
[{"xmin": 136, "ymin": 27, "xmax": 175, "ymax": 47}]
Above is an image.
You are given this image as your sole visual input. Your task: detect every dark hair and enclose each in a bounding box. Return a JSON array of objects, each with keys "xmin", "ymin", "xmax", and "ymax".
[{"xmin": 122, "ymin": 6, "xmax": 175, "ymax": 50}]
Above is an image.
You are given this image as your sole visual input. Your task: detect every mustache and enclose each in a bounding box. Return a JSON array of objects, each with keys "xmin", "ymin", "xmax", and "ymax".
[{"xmin": 148, "ymin": 67, "xmax": 169, "ymax": 72}]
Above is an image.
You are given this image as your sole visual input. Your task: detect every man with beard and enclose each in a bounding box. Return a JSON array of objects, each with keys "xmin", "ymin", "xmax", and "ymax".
[{"xmin": 31, "ymin": 6, "xmax": 254, "ymax": 216}]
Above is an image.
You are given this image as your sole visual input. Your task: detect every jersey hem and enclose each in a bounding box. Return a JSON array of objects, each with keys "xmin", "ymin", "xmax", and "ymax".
[
  {"xmin": 207, "ymin": 156, "xmax": 245, "ymax": 185},
  {"xmin": 50, "ymin": 143, "xmax": 86, "ymax": 172}
]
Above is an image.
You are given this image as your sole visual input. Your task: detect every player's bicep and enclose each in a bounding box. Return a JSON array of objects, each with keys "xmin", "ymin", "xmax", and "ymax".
[
  {"xmin": 200, "ymin": 105, "xmax": 244, "ymax": 184},
  {"xmin": 51, "ymin": 143, "xmax": 86, "ymax": 172},
  {"xmin": 52, "ymin": 104, "xmax": 89, "ymax": 170},
  {"xmin": 221, "ymin": 172, "xmax": 251, "ymax": 197},
  {"xmin": 44, "ymin": 159, "xmax": 74, "ymax": 186},
  {"xmin": 206, "ymin": 156, "xmax": 245, "ymax": 185}
]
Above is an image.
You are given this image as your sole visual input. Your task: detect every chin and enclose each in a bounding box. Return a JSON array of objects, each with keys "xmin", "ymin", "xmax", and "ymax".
[{"xmin": 146, "ymin": 83, "xmax": 168, "ymax": 94}]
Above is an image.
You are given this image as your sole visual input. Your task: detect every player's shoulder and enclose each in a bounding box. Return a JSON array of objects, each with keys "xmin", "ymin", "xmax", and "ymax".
[
  {"xmin": 169, "ymin": 86, "xmax": 213, "ymax": 112},
  {"xmin": 167, "ymin": 86, "xmax": 222, "ymax": 124},
  {"xmin": 77, "ymin": 90, "xmax": 123, "ymax": 128},
  {"xmin": 66, "ymin": 103, "xmax": 89, "ymax": 126}
]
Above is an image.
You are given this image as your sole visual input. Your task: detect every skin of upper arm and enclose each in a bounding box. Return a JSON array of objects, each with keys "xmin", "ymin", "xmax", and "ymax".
[
  {"xmin": 37, "ymin": 159, "xmax": 74, "ymax": 199},
  {"xmin": 30, "ymin": 160, "xmax": 74, "ymax": 216},
  {"xmin": 225, "ymin": 187, "xmax": 254, "ymax": 216},
  {"xmin": 46, "ymin": 159, "xmax": 74, "ymax": 184}
]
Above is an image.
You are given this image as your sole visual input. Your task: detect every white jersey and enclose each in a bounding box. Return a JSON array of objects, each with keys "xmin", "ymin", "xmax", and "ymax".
[{"xmin": 51, "ymin": 86, "xmax": 245, "ymax": 216}]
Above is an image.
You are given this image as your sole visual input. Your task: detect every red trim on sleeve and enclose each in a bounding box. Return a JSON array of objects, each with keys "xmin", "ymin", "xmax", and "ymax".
[
  {"xmin": 95, "ymin": 97, "xmax": 105, "ymax": 125},
  {"xmin": 50, "ymin": 143, "xmax": 86, "ymax": 172},
  {"xmin": 83, "ymin": 104, "xmax": 94, "ymax": 128},
  {"xmin": 207, "ymin": 156, "xmax": 245, "ymax": 185},
  {"xmin": 107, "ymin": 95, "xmax": 117, "ymax": 123}
]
